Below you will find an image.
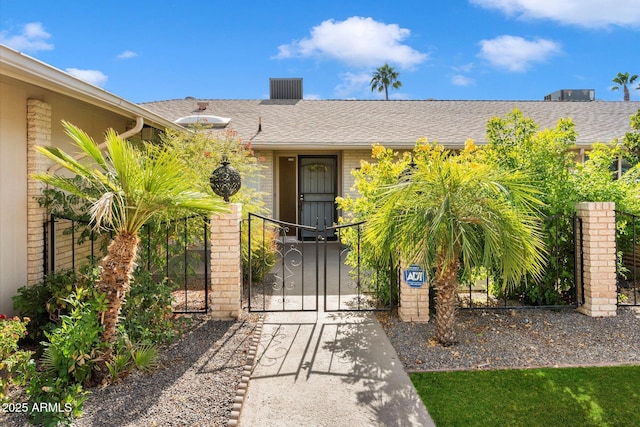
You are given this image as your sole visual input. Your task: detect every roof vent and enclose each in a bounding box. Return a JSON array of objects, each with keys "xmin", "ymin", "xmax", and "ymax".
[
  {"xmin": 270, "ymin": 78, "xmax": 303, "ymax": 100},
  {"xmin": 197, "ymin": 101, "xmax": 209, "ymax": 110}
]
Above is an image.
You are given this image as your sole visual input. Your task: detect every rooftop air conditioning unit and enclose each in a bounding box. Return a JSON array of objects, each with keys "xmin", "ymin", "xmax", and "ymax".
[
  {"xmin": 544, "ymin": 89, "xmax": 595, "ymax": 101},
  {"xmin": 270, "ymin": 78, "xmax": 303, "ymax": 100}
]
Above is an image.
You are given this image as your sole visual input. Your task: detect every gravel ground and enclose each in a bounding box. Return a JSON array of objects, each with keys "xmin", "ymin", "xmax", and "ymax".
[
  {"xmin": 378, "ymin": 306, "xmax": 640, "ymax": 372},
  {"xmin": 75, "ymin": 314, "xmax": 258, "ymax": 427},
  {"xmin": 2, "ymin": 313, "xmax": 258, "ymax": 427},
  {"xmin": 3, "ymin": 306, "xmax": 638, "ymax": 426}
]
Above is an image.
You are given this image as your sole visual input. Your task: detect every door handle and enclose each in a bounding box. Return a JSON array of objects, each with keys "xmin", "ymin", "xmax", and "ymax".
[{"xmin": 299, "ymin": 194, "xmax": 304, "ymax": 201}]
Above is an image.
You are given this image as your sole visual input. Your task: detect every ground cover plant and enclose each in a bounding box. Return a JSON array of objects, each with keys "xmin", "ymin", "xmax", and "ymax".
[
  {"xmin": 411, "ymin": 365, "xmax": 640, "ymax": 427},
  {"xmin": 9, "ymin": 264, "xmax": 188, "ymax": 425}
]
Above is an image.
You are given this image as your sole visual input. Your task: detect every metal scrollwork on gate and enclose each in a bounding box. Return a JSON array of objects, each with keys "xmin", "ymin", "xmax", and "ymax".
[
  {"xmin": 271, "ymin": 242, "xmax": 303, "ymax": 305},
  {"xmin": 247, "ymin": 213, "xmax": 319, "ymax": 312},
  {"xmin": 246, "ymin": 213, "xmax": 396, "ymax": 313}
]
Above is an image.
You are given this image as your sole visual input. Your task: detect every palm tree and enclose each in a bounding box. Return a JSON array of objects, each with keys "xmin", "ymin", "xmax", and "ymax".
[
  {"xmin": 370, "ymin": 63, "xmax": 402, "ymax": 100},
  {"xmin": 34, "ymin": 121, "xmax": 227, "ymax": 353},
  {"xmin": 365, "ymin": 145, "xmax": 546, "ymax": 346},
  {"xmin": 612, "ymin": 72, "xmax": 638, "ymax": 101}
]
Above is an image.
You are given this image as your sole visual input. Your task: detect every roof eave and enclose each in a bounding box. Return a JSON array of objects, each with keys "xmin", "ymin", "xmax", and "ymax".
[{"xmin": 0, "ymin": 44, "xmax": 182, "ymax": 131}]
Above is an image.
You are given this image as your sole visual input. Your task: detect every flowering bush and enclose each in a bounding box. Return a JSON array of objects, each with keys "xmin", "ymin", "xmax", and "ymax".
[
  {"xmin": 0, "ymin": 315, "xmax": 35, "ymax": 403},
  {"xmin": 336, "ymin": 143, "xmax": 415, "ymax": 304}
]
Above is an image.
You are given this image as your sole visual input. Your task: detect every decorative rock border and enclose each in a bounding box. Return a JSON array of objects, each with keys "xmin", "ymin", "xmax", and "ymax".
[{"xmin": 228, "ymin": 315, "xmax": 264, "ymax": 427}]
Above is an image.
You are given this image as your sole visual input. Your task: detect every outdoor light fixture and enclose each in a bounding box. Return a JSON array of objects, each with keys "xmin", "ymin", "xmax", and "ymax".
[{"xmin": 210, "ymin": 156, "xmax": 241, "ymax": 202}]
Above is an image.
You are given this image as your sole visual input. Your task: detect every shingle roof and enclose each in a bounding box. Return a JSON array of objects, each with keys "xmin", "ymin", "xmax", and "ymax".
[{"xmin": 141, "ymin": 99, "xmax": 640, "ymax": 149}]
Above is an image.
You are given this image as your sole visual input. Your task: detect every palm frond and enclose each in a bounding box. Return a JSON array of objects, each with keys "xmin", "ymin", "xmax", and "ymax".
[
  {"xmin": 365, "ymin": 147, "xmax": 547, "ymax": 289},
  {"xmin": 35, "ymin": 145, "xmax": 94, "ymax": 179},
  {"xmin": 31, "ymin": 173, "xmax": 96, "ymax": 201},
  {"xmin": 61, "ymin": 121, "xmax": 108, "ymax": 170}
]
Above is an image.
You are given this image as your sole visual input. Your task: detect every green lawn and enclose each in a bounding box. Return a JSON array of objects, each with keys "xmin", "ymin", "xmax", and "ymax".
[{"xmin": 411, "ymin": 365, "xmax": 640, "ymax": 427}]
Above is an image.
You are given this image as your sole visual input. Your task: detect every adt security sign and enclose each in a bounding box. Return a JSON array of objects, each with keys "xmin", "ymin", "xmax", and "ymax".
[{"xmin": 403, "ymin": 264, "xmax": 426, "ymax": 288}]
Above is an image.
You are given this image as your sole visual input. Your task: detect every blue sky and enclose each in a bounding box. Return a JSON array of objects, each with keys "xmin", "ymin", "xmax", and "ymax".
[{"xmin": 1, "ymin": 0, "xmax": 639, "ymax": 103}]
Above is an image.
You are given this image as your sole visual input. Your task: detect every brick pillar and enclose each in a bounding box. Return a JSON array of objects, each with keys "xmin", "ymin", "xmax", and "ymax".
[
  {"xmin": 399, "ymin": 263, "xmax": 430, "ymax": 322},
  {"xmin": 576, "ymin": 202, "xmax": 617, "ymax": 317},
  {"xmin": 209, "ymin": 203, "xmax": 242, "ymax": 320},
  {"xmin": 26, "ymin": 99, "xmax": 52, "ymax": 285}
]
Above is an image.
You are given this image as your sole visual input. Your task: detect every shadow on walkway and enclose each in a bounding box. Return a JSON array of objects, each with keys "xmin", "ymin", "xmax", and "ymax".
[{"xmin": 239, "ymin": 311, "xmax": 435, "ymax": 427}]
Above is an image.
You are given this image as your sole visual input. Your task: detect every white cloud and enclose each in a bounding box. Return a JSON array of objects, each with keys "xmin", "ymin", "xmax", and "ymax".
[
  {"xmin": 470, "ymin": 0, "xmax": 640, "ymax": 28},
  {"xmin": 65, "ymin": 68, "xmax": 108, "ymax": 87},
  {"xmin": 274, "ymin": 16, "xmax": 428, "ymax": 69},
  {"xmin": 452, "ymin": 63, "xmax": 475, "ymax": 73},
  {"xmin": 303, "ymin": 93, "xmax": 322, "ymax": 100},
  {"xmin": 117, "ymin": 50, "xmax": 138, "ymax": 59},
  {"xmin": 451, "ymin": 75, "xmax": 475, "ymax": 86},
  {"xmin": 0, "ymin": 22, "xmax": 54, "ymax": 52},
  {"xmin": 334, "ymin": 72, "xmax": 372, "ymax": 98},
  {"xmin": 478, "ymin": 35, "xmax": 562, "ymax": 72}
]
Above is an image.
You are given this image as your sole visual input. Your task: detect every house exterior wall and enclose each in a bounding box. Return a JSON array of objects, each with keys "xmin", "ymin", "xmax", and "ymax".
[
  {"xmin": 253, "ymin": 150, "xmax": 274, "ymax": 215},
  {"xmin": 26, "ymin": 99, "xmax": 51, "ymax": 291},
  {"xmin": 0, "ymin": 75, "xmax": 138, "ymax": 315},
  {"xmin": 0, "ymin": 81, "xmax": 29, "ymax": 315},
  {"xmin": 254, "ymin": 149, "xmax": 373, "ymax": 223},
  {"xmin": 342, "ymin": 149, "xmax": 370, "ymax": 200}
]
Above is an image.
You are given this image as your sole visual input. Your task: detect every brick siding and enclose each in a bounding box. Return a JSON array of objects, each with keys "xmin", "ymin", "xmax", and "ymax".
[{"xmin": 26, "ymin": 99, "xmax": 51, "ymax": 285}]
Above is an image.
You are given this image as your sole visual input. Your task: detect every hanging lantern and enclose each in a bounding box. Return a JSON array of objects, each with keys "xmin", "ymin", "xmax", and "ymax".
[
  {"xmin": 209, "ymin": 156, "xmax": 241, "ymax": 202},
  {"xmin": 398, "ymin": 155, "xmax": 417, "ymax": 183}
]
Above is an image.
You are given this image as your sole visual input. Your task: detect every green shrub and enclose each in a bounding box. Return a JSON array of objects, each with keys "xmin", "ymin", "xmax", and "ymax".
[
  {"xmin": 105, "ymin": 350, "xmax": 131, "ymax": 383},
  {"xmin": 21, "ymin": 288, "xmax": 105, "ymax": 426},
  {"xmin": 0, "ymin": 315, "xmax": 35, "ymax": 403},
  {"xmin": 107, "ymin": 330, "xmax": 160, "ymax": 383},
  {"xmin": 336, "ymin": 144, "xmax": 410, "ymax": 304},
  {"xmin": 12, "ymin": 266, "xmax": 100, "ymax": 341},
  {"xmin": 25, "ymin": 376, "xmax": 88, "ymax": 426},
  {"xmin": 242, "ymin": 225, "xmax": 278, "ymax": 283},
  {"xmin": 121, "ymin": 269, "xmax": 185, "ymax": 345},
  {"xmin": 40, "ymin": 288, "xmax": 107, "ymax": 385}
]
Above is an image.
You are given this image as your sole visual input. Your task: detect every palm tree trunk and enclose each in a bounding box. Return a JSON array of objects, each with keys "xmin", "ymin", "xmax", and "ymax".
[
  {"xmin": 434, "ymin": 254, "xmax": 460, "ymax": 346},
  {"xmin": 624, "ymin": 85, "xmax": 630, "ymax": 101},
  {"xmin": 97, "ymin": 231, "xmax": 139, "ymax": 346}
]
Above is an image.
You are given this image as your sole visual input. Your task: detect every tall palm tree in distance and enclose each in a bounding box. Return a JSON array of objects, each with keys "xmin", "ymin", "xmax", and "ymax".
[
  {"xmin": 34, "ymin": 121, "xmax": 228, "ymax": 359},
  {"xmin": 370, "ymin": 63, "xmax": 402, "ymax": 100},
  {"xmin": 612, "ymin": 72, "xmax": 638, "ymax": 101}
]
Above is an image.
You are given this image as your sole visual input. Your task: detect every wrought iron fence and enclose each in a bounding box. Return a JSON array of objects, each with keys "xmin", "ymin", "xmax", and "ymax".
[
  {"xmin": 458, "ymin": 214, "xmax": 582, "ymax": 310},
  {"xmin": 43, "ymin": 214, "xmax": 210, "ymax": 313},
  {"xmin": 616, "ymin": 211, "xmax": 639, "ymax": 306}
]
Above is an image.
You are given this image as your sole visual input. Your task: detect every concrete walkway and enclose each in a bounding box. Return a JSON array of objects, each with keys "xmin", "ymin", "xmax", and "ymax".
[{"xmin": 238, "ymin": 310, "xmax": 435, "ymax": 427}]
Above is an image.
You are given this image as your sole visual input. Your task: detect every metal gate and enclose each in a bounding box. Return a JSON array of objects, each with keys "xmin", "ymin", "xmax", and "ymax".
[
  {"xmin": 616, "ymin": 211, "xmax": 639, "ymax": 306},
  {"xmin": 245, "ymin": 213, "xmax": 396, "ymax": 312}
]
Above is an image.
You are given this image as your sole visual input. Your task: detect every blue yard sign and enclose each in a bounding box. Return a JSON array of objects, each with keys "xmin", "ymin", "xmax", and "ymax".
[{"xmin": 403, "ymin": 264, "xmax": 426, "ymax": 288}]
